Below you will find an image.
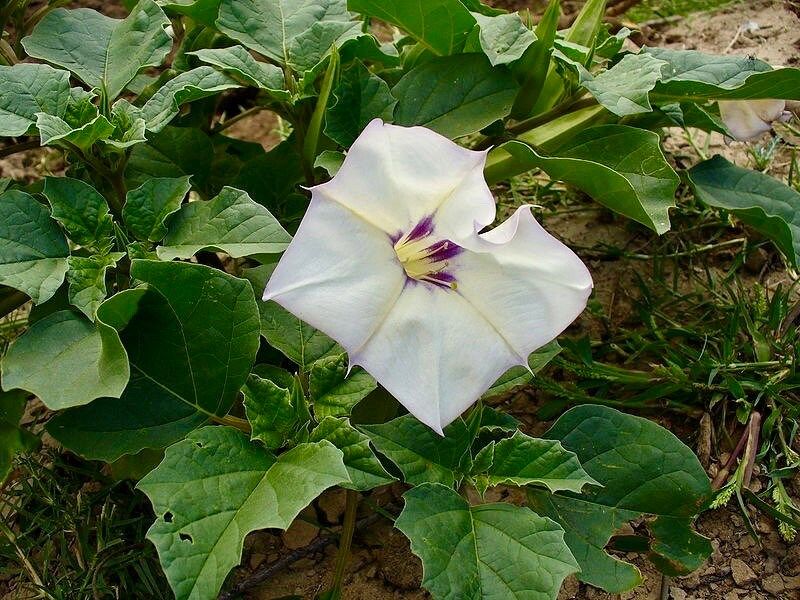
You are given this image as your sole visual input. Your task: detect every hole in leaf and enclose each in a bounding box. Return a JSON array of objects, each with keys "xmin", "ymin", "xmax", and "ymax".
[
  {"xmin": 164, "ymin": 511, "xmax": 173, "ymax": 523},
  {"xmin": 195, "ymin": 442, "xmax": 204, "ymax": 448},
  {"xmin": 179, "ymin": 532, "xmax": 193, "ymax": 544}
]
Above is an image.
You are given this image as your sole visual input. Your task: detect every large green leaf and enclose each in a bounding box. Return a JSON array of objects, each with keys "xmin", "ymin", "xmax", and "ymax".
[
  {"xmin": 473, "ymin": 431, "xmax": 597, "ymax": 493},
  {"xmin": 0, "ymin": 190, "xmax": 69, "ymax": 303},
  {"xmin": 138, "ymin": 426, "xmax": 348, "ymax": 600},
  {"xmin": 260, "ymin": 301, "xmax": 342, "ymax": 368},
  {"xmin": 528, "ymin": 405, "xmax": 712, "ymax": 593},
  {"xmin": 140, "ymin": 67, "xmax": 242, "ymax": 132},
  {"xmin": 22, "ymin": 0, "xmax": 172, "ymax": 99},
  {"xmin": 216, "ymin": 0, "xmax": 357, "ymax": 72},
  {"xmin": 393, "ymin": 53, "xmax": 518, "ymax": 139},
  {"xmin": 309, "ymin": 417, "xmax": 394, "ymax": 491},
  {"xmin": 687, "ymin": 155, "xmax": 800, "ymax": 267},
  {"xmin": 0, "ymin": 64, "xmax": 72, "ymax": 137},
  {"xmin": 158, "ymin": 187, "xmax": 291, "ymax": 260},
  {"xmin": 646, "ymin": 48, "xmax": 800, "ymax": 101},
  {"xmin": 35, "ymin": 102, "xmax": 115, "ymax": 152},
  {"xmin": 66, "ymin": 253, "xmax": 126, "ymax": 319},
  {"xmin": 309, "ymin": 354, "xmax": 377, "ymax": 419},
  {"xmin": 494, "ymin": 125, "xmax": 679, "ymax": 233},
  {"xmin": 46, "ymin": 260, "xmax": 260, "ymax": 461},
  {"xmin": 42, "ymin": 178, "xmax": 114, "ymax": 252},
  {"xmin": 469, "ymin": 11, "xmax": 536, "ymax": 66},
  {"xmin": 188, "ymin": 46, "xmax": 287, "ymax": 95},
  {"xmin": 1, "ymin": 310, "xmax": 129, "ymax": 410},
  {"xmin": 123, "ymin": 176, "xmax": 192, "ymax": 243},
  {"xmin": 325, "ymin": 61, "xmax": 396, "ymax": 148},
  {"xmin": 125, "ymin": 127, "xmax": 214, "ymax": 192},
  {"xmin": 582, "ymin": 53, "xmax": 668, "ymax": 116},
  {"xmin": 348, "ymin": 0, "xmax": 474, "ymax": 56},
  {"xmin": 395, "ymin": 483, "xmax": 578, "ymax": 600},
  {"xmin": 360, "ymin": 412, "xmax": 479, "ymax": 487}
]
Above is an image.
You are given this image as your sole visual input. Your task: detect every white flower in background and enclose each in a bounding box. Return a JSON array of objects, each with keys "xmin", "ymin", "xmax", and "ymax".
[
  {"xmin": 718, "ymin": 99, "xmax": 791, "ymax": 141},
  {"xmin": 264, "ymin": 120, "xmax": 592, "ymax": 433}
]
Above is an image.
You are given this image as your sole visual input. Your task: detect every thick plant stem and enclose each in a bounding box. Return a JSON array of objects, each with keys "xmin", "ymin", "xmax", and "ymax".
[{"xmin": 329, "ymin": 489, "xmax": 360, "ymax": 598}]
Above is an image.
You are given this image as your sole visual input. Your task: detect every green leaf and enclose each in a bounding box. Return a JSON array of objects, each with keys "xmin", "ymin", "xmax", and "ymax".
[
  {"xmin": 392, "ymin": 54, "xmax": 518, "ymax": 139},
  {"xmin": 359, "ymin": 413, "xmax": 479, "ymax": 487},
  {"xmin": 528, "ymin": 405, "xmax": 712, "ymax": 593},
  {"xmin": 42, "ymin": 178, "xmax": 114, "ymax": 252},
  {"xmin": 125, "ymin": 126, "xmax": 214, "ymax": 191},
  {"xmin": 188, "ymin": 46, "xmax": 288, "ymax": 96},
  {"xmin": 0, "ymin": 64, "xmax": 72, "ymax": 137},
  {"xmin": 157, "ymin": 187, "xmax": 291, "ymax": 260},
  {"xmin": 216, "ymin": 0, "xmax": 355, "ymax": 72},
  {"xmin": 22, "ymin": 0, "xmax": 171, "ymax": 100},
  {"xmin": 35, "ymin": 95, "xmax": 116, "ymax": 152},
  {"xmin": 687, "ymin": 155, "xmax": 800, "ymax": 267},
  {"xmin": 141, "ymin": 67, "xmax": 242, "ymax": 132},
  {"xmin": 242, "ymin": 373, "xmax": 302, "ymax": 449},
  {"xmin": 1, "ymin": 310, "xmax": 129, "ymax": 410},
  {"xmin": 156, "ymin": 0, "xmax": 222, "ymax": 27},
  {"xmin": 483, "ymin": 341, "xmax": 561, "ymax": 400},
  {"xmin": 646, "ymin": 48, "xmax": 800, "ymax": 101},
  {"xmin": 395, "ymin": 483, "xmax": 578, "ymax": 600},
  {"xmin": 470, "ymin": 11, "xmax": 536, "ymax": 66},
  {"xmin": 46, "ymin": 260, "xmax": 260, "ymax": 461},
  {"xmin": 582, "ymin": 53, "xmax": 668, "ymax": 116},
  {"xmin": 0, "ymin": 190, "xmax": 69, "ymax": 303},
  {"xmin": 473, "ymin": 430, "xmax": 597, "ymax": 493},
  {"xmin": 258, "ymin": 299, "xmax": 341, "ymax": 370},
  {"xmin": 67, "ymin": 253, "xmax": 126, "ymax": 319},
  {"xmin": 104, "ymin": 99, "xmax": 148, "ymax": 150},
  {"xmin": 138, "ymin": 426, "xmax": 348, "ymax": 600},
  {"xmin": 314, "ymin": 149, "xmax": 345, "ymax": 176},
  {"xmin": 123, "ymin": 176, "xmax": 192, "ymax": 242},
  {"xmin": 310, "ymin": 354, "xmax": 377, "ymax": 419},
  {"xmin": 348, "ymin": 0, "xmax": 474, "ymax": 56},
  {"xmin": 497, "ymin": 125, "xmax": 679, "ymax": 233},
  {"xmin": 309, "ymin": 417, "xmax": 393, "ymax": 491},
  {"xmin": 325, "ymin": 61, "xmax": 396, "ymax": 148},
  {"xmin": 0, "ymin": 389, "xmax": 39, "ymax": 483}
]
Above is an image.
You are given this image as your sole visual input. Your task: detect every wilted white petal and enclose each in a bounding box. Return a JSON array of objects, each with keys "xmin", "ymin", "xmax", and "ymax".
[
  {"xmin": 719, "ymin": 99, "xmax": 786, "ymax": 141},
  {"xmin": 454, "ymin": 206, "xmax": 593, "ymax": 360},
  {"xmin": 263, "ymin": 198, "xmax": 405, "ymax": 351},
  {"xmin": 314, "ymin": 118, "xmax": 495, "ymax": 237},
  {"xmin": 350, "ymin": 283, "xmax": 519, "ymax": 433}
]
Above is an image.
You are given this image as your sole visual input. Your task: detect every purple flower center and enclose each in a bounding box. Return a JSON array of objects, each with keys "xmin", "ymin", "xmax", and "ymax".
[{"xmin": 393, "ymin": 217, "xmax": 462, "ymax": 289}]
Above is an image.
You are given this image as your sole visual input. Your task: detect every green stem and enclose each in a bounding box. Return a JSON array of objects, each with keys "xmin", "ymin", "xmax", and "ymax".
[
  {"xmin": 329, "ymin": 489, "xmax": 359, "ymax": 598},
  {"xmin": 301, "ymin": 48, "xmax": 339, "ymax": 184},
  {"xmin": 507, "ymin": 95, "xmax": 596, "ymax": 136}
]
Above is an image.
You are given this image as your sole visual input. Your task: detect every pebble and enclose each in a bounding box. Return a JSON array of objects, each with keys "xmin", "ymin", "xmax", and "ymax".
[
  {"xmin": 670, "ymin": 587, "xmax": 688, "ymax": 600},
  {"xmin": 731, "ymin": 558, "xmax": 758, "ymax": 586},
  {"xmin": 762, "ymin": 574, "xmax": 785, "ymax": 596},
  {"xmin": 281, "ymin": 518, "xmax": 319, "ymax": 550}
]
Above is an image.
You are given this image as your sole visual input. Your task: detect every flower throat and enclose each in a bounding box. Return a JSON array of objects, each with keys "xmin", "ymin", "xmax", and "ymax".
[{"xmin": 393, "ymin": 216, "xmax": 462, "ymax": 289}]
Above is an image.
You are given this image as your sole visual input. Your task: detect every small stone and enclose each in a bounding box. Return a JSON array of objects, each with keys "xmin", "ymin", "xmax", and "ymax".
[
  {"xmin": 730, "ymin": 558, "xmax": 757, "ymax": 586},
  {"xmin": 681, "ymin": 572, "xmax": 702, "ymax": 589},
  {"xmin": 762, "ymin": 574, "xmax": 785, "ymax": 596},
  {"xmin": 281, "ymin": 517, "xmax": 319, "ymax": 550},
  {"xmin": 723, "ymin": 592, "xmax": 738, "ymax": 600},
  {"xmin": 318, "ymin": 488, "xmax": 347, "ymax": 524},
  {"xmin": 670, "ymin": 587, "xmax": 687, "ymax": 600},
  {"xmin": 764, "ymin": 556, "xmax": 779, "ymax": 574},
  {"xmin": 785, "ymin": 575, "xmax": 800, "ymax": 590}
]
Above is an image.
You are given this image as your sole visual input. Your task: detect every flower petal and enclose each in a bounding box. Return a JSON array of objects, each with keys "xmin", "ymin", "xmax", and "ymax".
[
  {"xmin": 453, "ymin": 206, "xmax": 592, "ymax": 361},
  {"xmin": 314, "ymin": 119, "xmax": 495, "ymax": 238},
  {"xmin": 264, "ymin": 197, "xmax": 405, "ymax": 351},
  {"xmin": 351, "ymin": 283, "xmax": 519, "ymax": 434},
  {"xmin": 719, "ymin": 99, "xmax": 785, "ymax": 141}
]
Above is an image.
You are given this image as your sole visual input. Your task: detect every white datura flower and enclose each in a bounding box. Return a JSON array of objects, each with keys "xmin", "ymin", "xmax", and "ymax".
[
  {"xmin": 264, "ymin": 120, "xmax": 592, "ymax": 433},
  {"xmin": 718, "ymin": 99, "xmax": 791, "ymax": 141}
]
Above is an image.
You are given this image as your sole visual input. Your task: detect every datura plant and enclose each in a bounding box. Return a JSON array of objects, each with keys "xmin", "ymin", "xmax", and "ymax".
[{"xmin": 0, "ymin": 0, "xmax": 798, "ymax": 598}]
